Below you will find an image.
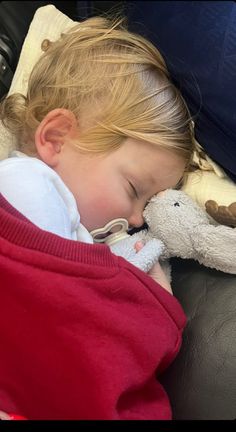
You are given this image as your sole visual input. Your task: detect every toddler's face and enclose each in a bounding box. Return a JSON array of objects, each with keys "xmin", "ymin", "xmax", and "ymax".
[{"xmin": 55, "ymin": 138, "xmax": 186, "ymax": 232}]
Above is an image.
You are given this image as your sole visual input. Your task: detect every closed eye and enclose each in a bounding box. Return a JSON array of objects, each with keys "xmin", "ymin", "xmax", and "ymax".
[
  {"xmin": 128, "ymin": 181, "xmax": 139, "ymax": 199},
  {"xmin": 174, "ymin": 177, "xmax": 184, "ymax": 190}
]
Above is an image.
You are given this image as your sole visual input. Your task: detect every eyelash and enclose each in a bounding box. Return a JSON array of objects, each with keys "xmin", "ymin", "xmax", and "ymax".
[
  {"xmin": 174, "ymin": 178, "xmax": 184, "ymax": 190},
  {"xmin": 129, "ymin": 181, "xmax": 139, "ymax": 199}
]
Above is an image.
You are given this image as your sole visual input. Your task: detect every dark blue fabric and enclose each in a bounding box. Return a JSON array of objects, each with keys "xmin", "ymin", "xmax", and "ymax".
[{"xmin": 125, "ymin": 1, "xmax": 236, "ymax": 182}]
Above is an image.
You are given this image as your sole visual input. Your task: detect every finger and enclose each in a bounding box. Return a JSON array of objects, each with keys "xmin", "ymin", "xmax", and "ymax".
[{"xmin": 134, "ymin": 240, "xmax": 145, "ymax": 252}]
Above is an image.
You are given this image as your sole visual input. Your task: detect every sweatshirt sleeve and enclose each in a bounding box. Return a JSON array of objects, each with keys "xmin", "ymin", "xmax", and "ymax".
[
  {"xmin": 0, "ymin": 199, "xmax": 186, "ymax": 420},
  {"xmin": 119, "ymin": 257, "xmax": 187, "ymax": 371}
]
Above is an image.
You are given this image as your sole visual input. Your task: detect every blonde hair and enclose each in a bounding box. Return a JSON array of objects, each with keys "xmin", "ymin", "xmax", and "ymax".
[{"xmin": 0, "ymin": 15, "xmax": 194, "ymax": 172}]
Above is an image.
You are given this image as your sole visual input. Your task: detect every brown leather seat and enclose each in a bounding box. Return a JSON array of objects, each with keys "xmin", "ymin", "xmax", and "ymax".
[{"xmin": 161, "ymin": 258, "xmax": 236, "ymax": 420}]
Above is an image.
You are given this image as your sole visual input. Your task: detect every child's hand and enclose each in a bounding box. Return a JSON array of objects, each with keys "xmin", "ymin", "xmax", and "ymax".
[
  {"xmin": 135, "ymin": 241, "xmax": 172, "ymax": 295},
  {"xmin": 148, "ymin": 261, "xmax": 173, "ymax": 295},
  {"xmin": 110, "ymin": 234, "xmax": 163, "ymax": 273}
]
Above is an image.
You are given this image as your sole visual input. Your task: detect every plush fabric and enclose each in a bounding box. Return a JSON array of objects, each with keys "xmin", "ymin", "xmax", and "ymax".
[{"xmin": 142, "ymin": 189, "xmax": 236, "ymax": 275}]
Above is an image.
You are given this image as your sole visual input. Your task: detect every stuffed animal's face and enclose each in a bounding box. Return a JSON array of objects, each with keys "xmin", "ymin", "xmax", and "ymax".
[{"xmin": 143, "ymin": 189, "xmax": 210, "ymax": 258}]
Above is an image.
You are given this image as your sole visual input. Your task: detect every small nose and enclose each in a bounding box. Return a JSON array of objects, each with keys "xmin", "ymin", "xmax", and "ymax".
[{"xmin": 128, "ymin": 211, "xmax": 144, "ymax": 229}]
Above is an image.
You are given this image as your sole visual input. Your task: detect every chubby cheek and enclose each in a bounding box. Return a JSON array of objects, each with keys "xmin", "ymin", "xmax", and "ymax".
[
  {"xmin": 81, "ymin": 193, "xmax": 129, "ymax": 231},
  {"xmin": 92, "ymin": 198, "xmax": 123, "ymax": 230}
]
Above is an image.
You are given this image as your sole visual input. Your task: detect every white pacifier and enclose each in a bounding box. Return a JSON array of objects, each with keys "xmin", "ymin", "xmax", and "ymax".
[{"xmin": 90, "ymin": 218, "xmax": 129, "ymax": 246}]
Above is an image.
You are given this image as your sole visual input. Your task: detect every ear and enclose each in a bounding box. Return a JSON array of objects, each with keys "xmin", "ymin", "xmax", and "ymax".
[{"xmin": 35, "ymin": 108, "xmax": 78, "ymax": 167}]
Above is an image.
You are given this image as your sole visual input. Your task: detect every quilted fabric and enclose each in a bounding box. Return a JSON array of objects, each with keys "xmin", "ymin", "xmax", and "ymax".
[{"xmin": 0, "ymin": 5, "xmax": 75, "ymax": 160}]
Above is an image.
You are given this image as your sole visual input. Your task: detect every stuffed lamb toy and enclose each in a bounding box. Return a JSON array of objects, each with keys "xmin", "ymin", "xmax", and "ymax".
[{"xmin": 109, "ymin": 189, "xmax": 236, "ymax": 275}]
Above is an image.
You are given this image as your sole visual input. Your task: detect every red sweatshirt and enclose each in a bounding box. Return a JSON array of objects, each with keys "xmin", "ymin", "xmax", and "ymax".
[{"xmin": 0, "ymin": 193, "xmax": 186, "ymax": 420}]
